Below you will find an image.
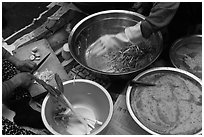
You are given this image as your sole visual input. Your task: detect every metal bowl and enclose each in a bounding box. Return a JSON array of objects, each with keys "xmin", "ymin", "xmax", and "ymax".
[
  {"xmin": 41, "ymin": 79, "xmax": 113, "ymax": 135},
  {"xmin": 169, "ymin": 35, "xmax": 202, "ymax": 79},
  {"xmin": 126, "ymin": 67, "xmax": 202, "ymax": 135},
  {"xmin": 68, "ymin": 10, "xmax": 163, "ymax": 80}
]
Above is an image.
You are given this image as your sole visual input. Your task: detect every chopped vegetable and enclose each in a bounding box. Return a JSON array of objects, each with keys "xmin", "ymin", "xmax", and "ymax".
[
  {"xmin": 35, "ymin": 52, "xmax": 41, "ymax": 57},
  {"xmin": 32, "ymin": 47, "xmax": 38, "ymax": 53},
  {"xmin": 35, "ymin": 57, "xmax": 41, "ymax": 61},
  {"xmin": 31, "ymin": 51, "xmax": 35, "ymax": 55},
  {"xmin": 29, "ymin": 54, "xmax": 35, "ymax": 61},
  {"xmin": 34, "ymin": 68, "xmax": 54, "ymax": 83}
]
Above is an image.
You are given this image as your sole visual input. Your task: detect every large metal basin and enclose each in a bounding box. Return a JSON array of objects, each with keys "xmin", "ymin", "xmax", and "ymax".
[{"xmin": 68, "ymin": 10, "xmax": 163, "ymax": 80}]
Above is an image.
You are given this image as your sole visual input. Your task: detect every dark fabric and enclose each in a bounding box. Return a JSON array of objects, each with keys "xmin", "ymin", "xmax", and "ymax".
[
  {"xmin": 13, "ymin": 104, "xmax": 45, "ymax": 129},
  {"xmin": 141, "ymin": 2, "xmax": 180, "ymax": 38},
  {"xmin": 129, "ymin": 2, "xmax": 153, "ymax": 16},
  {"xmin": 2, "ymin": 117, "xmax": 36, "ymax": 135},
  {"xmin": 167, "ymin": 2, "xmax": 202, "ymax": 44},
  {"xmin": 2, "ymin": 59, "xmax": 45, "ymax": 130},
  {"xmin": 2, "ymin": 117, "xmax": 35, "ymax": 135}
]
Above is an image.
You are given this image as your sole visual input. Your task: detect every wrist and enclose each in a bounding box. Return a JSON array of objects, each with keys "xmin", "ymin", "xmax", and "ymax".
[
  {"xmin": 8, "ymin": 55, "xmax": 21, "ymax": 67},
  {"xmin": 140, "ymin": 20, "xmax": 153, "ymax": 39},
  {"xmin": 115, "ymin": 32, "xmax": 130, "ymax": 43},
  {"xmin": 10, "ymin": 76, "xmax": 21, "ymax": 88},
  {"xmin": 124, "ymin": 21, "xmax": 143, "ymax": 44}
]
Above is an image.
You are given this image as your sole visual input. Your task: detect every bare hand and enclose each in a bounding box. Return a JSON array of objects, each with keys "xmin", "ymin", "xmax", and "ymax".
[
  {"xmin": 87, "ymin": 22, "xmax": 144, "ymax": 57},
  {"xmin": 10, "ymin": 72, "xmax": 34, "ymax": 88},
  {"xmin": 124, "ymin": 21, "xmax": 143, "ymax": 44},
  {"xmin": 87, "ymin": 34, "xmax": 124, "ymax": 56},
  {"xmin": 16, "ymin": 60, "xmax": 36, "ymax": 72}
]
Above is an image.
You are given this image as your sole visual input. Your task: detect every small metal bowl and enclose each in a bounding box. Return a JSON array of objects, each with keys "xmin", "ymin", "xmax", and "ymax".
[
  {"xmin": 169, "ymin": 35, "xmax": 202, "ymax": 79},
  {"xmin": 126, "ymin": 67, "xmax": 202, "ymax": 135},
  {"xmin": 41, "ymin": 79, "xmax": 113, "ymax": 135}
]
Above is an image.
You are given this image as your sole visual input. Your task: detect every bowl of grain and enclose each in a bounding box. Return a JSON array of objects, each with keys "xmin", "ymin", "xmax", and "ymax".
[{"xmin": 126, "ymin": 67, "xmax": 202, "ymax": 135}]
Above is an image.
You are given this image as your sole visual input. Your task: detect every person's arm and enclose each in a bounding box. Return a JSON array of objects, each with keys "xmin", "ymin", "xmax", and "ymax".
[
  {"xmin": 2, "ymin": 47, "xmax": 36, "ymax": 72},
  {"xmin": 141, "ymin": 2, "xmax": 180, "ymax": 38},
  {"xmin": 2, "ymin": 80, "xmax": 17, "ymax": 105},
  {"xmin": 2, "ymin": 47, "xmax": 20, "ymax": 66},
  {"xmin": 2, "ymin": 73, "xmax": 34, "ymax": 106},
  {"xmin": 87, "ymin": 3, "xmax": 180, "ymax": 56}
]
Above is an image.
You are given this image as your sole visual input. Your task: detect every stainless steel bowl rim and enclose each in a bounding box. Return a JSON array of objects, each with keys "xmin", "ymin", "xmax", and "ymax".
[
  {"xmin": 126, "ymin": 67, "xmax": 202, "ymax": 135},
  {"xmin": 170, "ymin": 34, "xmax": 202, "ymax": 51},
  {"xmin": 169, "ymin": 35, "xmax": 202, "ymax": 79},
  {"xmin": 68, "ymin": 10, "xmax": 163, "ymax": 76},
  {"xmin": 41, "ymin": 79, "xmax": 114, "ymax": 135},
  {"xmin": 70, "ymin": 10, "xmax": 146, "ymax": 35}
]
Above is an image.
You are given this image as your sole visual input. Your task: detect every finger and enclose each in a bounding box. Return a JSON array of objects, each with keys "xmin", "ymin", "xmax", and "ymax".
[
  {"xmin": 24, "ymin": 59, "xmax": 35, "ymax": 65},
  {"xmin": 96, "ymin": 49, "xmax": 107, "ymax": 56},
  {"xmin": 86, "ymin": 40, "xmax": 100, "ymax": 55},
  {"xmin": 27, "ymin": 73, "xmax": 35, "ymax": 83},
  {"xmin": 20, "ymin": 67, "xmax": 31, "ymax": 72},
  {"xmin": 27, "ymin": 73, "xmax": 34, "ymax": 78},
  {"xmin": 90, "ymin": 42, "xmax": 104, "ymax": 55},
  {"xmin": 96, "ymin": 44, "xmax": 108, "ymax": 56},
  {"xmin": 28, "ymin": 60, "xmax": 36, "ymax": 66},
  {"xmin": 91, "ymin": 45, "xmax": 104, "ymax": 55},
  {"xmin": 113, "ymin": 41, "xmax": 122, "ymax": 49},
  {"xmin": 26, "ymin": 78, "xmax": 33, "ymax": 87},
  {"xmin": 88, "ymin": 39, "xmax": 101, "ymax": 53},
  {"xmin": 91, "ymin": 39, "xmax": 101, "ymax": 48},
  {"xmin": 26, "ymin": 61, "xmax": 36, "ymax": 68}
]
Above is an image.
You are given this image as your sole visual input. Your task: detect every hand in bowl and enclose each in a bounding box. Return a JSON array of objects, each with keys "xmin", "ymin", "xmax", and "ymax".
[
  {"xmin": 87, "ymin": 34, "xmax": 124, "ymax": 56},
  {"xmin": 87, "ymin": 22, "xmax": 144, "ymax": 56}
]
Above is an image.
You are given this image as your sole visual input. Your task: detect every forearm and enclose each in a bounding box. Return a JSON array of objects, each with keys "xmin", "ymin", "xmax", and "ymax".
[
  {"xmin": 141, "ymin": 2, "xmax": 180, "ymax": 38},
  {"xmin": 7, "ymin": 54, "xmax": 21, "ymax": 66}
]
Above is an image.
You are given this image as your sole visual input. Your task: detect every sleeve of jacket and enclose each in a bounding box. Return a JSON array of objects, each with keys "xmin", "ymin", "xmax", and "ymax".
[
  {"xmin": 141, "ymin": 2, "xmax": 180, "ymax": 38},
  {"xmin": 2, "ymin": 80, "xmax": 16, "ymax": 105}
]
